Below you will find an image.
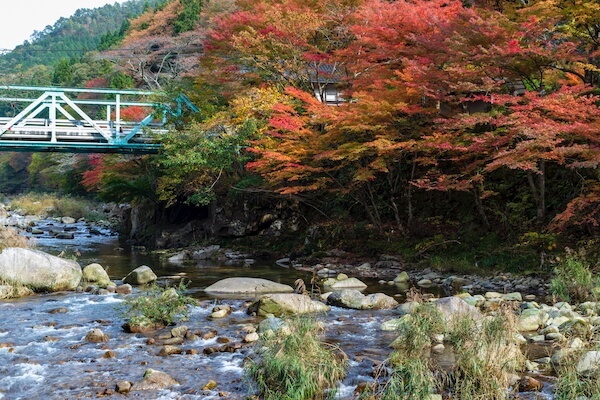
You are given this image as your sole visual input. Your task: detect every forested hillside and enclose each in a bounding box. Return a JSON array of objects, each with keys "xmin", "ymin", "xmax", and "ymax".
[
  {"xmin": 1, "ymin": 0, "xmax": 600, "ymax": 271},
  {"xmin": 0, "ymin": 0, "xmax": 165, "ymax": 72}
]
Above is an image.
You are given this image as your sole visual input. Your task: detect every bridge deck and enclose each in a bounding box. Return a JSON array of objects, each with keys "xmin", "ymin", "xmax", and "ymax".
[{"xmin": 0, "ymin": 86, "xmax": 186, "ymax": 154}]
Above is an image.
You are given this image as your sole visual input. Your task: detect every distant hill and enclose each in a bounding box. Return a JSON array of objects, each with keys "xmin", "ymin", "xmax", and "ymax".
[{"xmin": 0, "ymin": 0, "xmax": 169, "ymax": 71}]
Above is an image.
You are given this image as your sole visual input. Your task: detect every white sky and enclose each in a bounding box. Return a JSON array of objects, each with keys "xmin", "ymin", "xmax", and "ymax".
[{"xmin": 1, "ymin": 0, "xmax": 129, "ymax": 50}]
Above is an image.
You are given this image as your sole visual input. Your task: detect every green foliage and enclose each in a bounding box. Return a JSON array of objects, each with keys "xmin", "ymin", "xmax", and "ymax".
[
  {"xmin": 173, "ymin": 0, "xmax": 203, "ymax": 35},
  {"xmin": 119, "ymin": 282, "xmax": 196, "ymax": 327},
  {"xmin": 52, "ymin": 58, "xmax": 74, "ymax": 86},
  {"xmin": 550, "ymin": 250, "xmax": 600, "ymax": 303},
  {"xmin": 158, "ymin": 118, "xmax": 259, "ymax": 206},
  {"xmin": 246, "ymin": 317, "xmax": 347, "ymax": 400},
  {"xmin": 0, "ymin": 0, "xmax": 165, "ymax": 70}
]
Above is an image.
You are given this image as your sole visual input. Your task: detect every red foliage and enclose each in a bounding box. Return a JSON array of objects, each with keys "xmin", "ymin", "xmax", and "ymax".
[
  {"xmin": 81, "ymin": 154, "xmax": 106, "ymax": 191},
  {"xmin": 114, "ymin": 106, "xmax": 152, "ymax": 122}
]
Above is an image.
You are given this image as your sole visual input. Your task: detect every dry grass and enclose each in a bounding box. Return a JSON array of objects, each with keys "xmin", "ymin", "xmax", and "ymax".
[
  {"xmin": 9, "ymin": 193, "xmax": 102, "ymax": 221},
  {"xmin": 0, "ymin": 227, "xmax": 31, "ymax": 251}
]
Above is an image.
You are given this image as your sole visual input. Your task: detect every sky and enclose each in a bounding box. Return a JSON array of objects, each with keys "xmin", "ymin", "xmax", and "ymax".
[{"xmin": 1, "ymin": 0, "xmax": 128, "ymax": 51}]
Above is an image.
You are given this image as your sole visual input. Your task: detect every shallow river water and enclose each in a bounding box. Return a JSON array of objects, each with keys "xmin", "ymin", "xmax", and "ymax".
[{"xmin": 0, "ymin": 219, "xmax": 556, "ymax": 399}]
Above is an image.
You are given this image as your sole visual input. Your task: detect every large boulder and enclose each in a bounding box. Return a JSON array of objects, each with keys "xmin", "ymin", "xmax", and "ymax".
[
  {"xmin": 434, "ymin": 296, "xmax": 482, "ymax": 324},
  {"xmin": 327, "ymin": 289, "xmax": 399, "ymax": 310},
  {"xmin": 248, "ymin": 293, "xmax": 330, "ymax": 316},
  {"xmin": 0, "ymin": 247, "xmax": 82, "ymax": 291},
  {"xmin": 123, "ymin": 266, "xmax": 157, "ymax": 285},
  {"xmin": 204, "ymin": 277, "xmax": 293, "ymax": 294},
  {"xmin": 82, "ymin": 263, "xmax": 112, "ymax": 288}
]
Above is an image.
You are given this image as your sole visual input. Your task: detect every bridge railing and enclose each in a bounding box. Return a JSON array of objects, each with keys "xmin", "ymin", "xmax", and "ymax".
[{"xmin": 0, "ymin": 85, "xmax": 173, "ymax": 153}]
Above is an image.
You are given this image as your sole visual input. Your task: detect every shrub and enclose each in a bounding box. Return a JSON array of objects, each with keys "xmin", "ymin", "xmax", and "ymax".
[
  {"xmin": 9, "ymin": 193, "xmax": 102, "ymax": 221},
  {"xmin": 119, "ymin": 282, "xmax": 196, "ymax": 328},
  {"xmin": 246, "ymin": 317, "xmax": 347, "ymax": 400},
  {"xmin": 550, "ymin": 250, "xmax": 600, "ymax": 303}
]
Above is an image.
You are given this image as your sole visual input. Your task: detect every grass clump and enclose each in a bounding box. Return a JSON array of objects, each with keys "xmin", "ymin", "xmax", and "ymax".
[
  {"xmin": 9, "ymin": 193, "xmax": 103, "ymax": 221},
  {"xmin": 246, "ymin": 317, "xmax": 347, "ymax": 400},
  {"xmin": 365, "ymin": 303, "xmax": 525, "ymax": 400},
  {"xmin": 119, "ymin": 282, "xmax": 196, "ymax": 329},
  {"xmin": 554, "ymin": 360, "xmax": 600, "ymax": 400},
  {"xmin": 550, "ymin": 249, "xmax": 600, "ymax": 303},
  {"xmin": 445, "ymin": 308, "xmax": 525, "ymax": 400}
]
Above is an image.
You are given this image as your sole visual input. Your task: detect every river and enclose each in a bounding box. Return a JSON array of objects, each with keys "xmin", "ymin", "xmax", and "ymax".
[{"xmin": 0, "ymin": 218, "xmax": 555, "ymax": 399}]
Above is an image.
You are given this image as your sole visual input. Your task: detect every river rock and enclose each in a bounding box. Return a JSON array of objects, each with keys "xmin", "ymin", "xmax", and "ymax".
[
  {"xmin": 192, "ymin": 245, "xmax": 221, "ymax": 260},
  {"xmin": 82, "ymin": 263, "xmax": 111, "ymax": 288},
  {"xmin": 85, "ymin": 328, "xmax": 109, "ymax": 343},
  {"xmin": 158, "ymin": 345, "xmax": 183, "ymax": 356},
  {"xmin": 243, "ymin": 332, "xmax": 259, "ymax": 343},
  {"xmin": 434, "ymin": 296, "xmax": 482, "ymax": 324},
  {"xmin": 115, "ymin": 381, "xmax": 132, "ymax": 394},
  {"xmin": 204, "ymin": 277, "xmax": 293, "ymax": 294},
  {"xmin": 393, "ymin": 271, "xmax": 410, "ymax": 284},
  {"xmin": 327, "ymin": 289, "xmax": 398, "ymax": 310},
  {"xmin": 518, "ymin": 308, "xmax": 542, "ymax": 332},
  {"xmin": 61, "ymin": 216, "xmax": 76, "ymax": 224},
  {"xmin": 0, "ymin": 247, "xmax": 82, "ymax": 292},
  {"xmin": 116, "ymin": 284, "xmax": 132, "ymax": 295},
  {"xmin": 123, "ymin": 266, "xmax": 157, "ymax": 285},
  {"xmin": 576, "ymin": 351, "xmax": 600, "ymax": 374},
  {"xmin": 322, "ymin": 277, "xmax": 367, "ymax": 290},
  {"xmin": 168, "ymin": 251, "xmax": 191, "ymax": 264},
  {"xmin": 211, "ymin": 305, "xmax": 232, "ymax": 319},
  {"xmin": 170, "ymin": 325, "xmax": 188, "ymax": 338},
  {"xmin": 248, "ymin": 293, "xmax": 330, "ymax": 316},
  {"xmin": 131, "ymin": 369, "xmax": 180, "ymax": 391}
]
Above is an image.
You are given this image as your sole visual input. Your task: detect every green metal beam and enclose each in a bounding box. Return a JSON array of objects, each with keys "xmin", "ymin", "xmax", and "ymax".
[{"xmin": 0, "ymin": 141, "xmax": 160, "ymax": 154}]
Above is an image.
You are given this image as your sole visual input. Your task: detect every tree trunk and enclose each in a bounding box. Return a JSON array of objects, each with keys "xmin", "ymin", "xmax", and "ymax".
[
  {"xmin": 472, "ymin": 186, "xmax": 490, "ymax": 231},
  {"xmin": 526, "ymin": 161, "xmax": 546, "ymax": 225}
]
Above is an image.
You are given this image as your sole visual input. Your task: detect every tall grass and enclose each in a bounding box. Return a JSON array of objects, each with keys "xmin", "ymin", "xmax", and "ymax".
[
  {"xmin": 550, "ymin": 250, "xmax": 600, "ymax": 303},
  {"xmin": 554, "ymin": 352, "xmax": 600, "ymax": 400},
  {"xmin": 446, "ymin": 308, "xmax": 524, "ymax": 400},
  {"xmin": 246, "ymin": 317, "xmax": 347, "ymax": 400},
  {"xmin": 366, "ymin": 303, "xmax": 524, "ymax": 400}
]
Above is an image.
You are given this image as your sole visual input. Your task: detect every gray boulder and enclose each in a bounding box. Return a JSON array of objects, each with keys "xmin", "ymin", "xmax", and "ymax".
[
  {"xmin": 0, "ymin": 247, "xmax": 82, "ymax": 291},
  {"xmin": 434, "ymin": 296, "xmax": 482, "ymax": 324},
  {"xmin": 123, "ymin": 266, "xmax": 157, "ymax": 285},
  {"xmin": 327, "ymin": 289, "xmax": 399, "ymax": 310},
  {"xmin": 322, "ymin": 277, "xmax": 367, "ymax": 290},
  {"xmin": 248, "ymin": 293, "xmax": 330, "ymax": 316},
  {"xmin": 204, "ymin": 277, "xmax": 293, "ymax": 294},
  {"xmin": 576, "ymin": 351, "xmax": 600, "ymax": 374},
  {"xmin": 82, "ymin": 263, "xmax": 111, "ymax": 288}
]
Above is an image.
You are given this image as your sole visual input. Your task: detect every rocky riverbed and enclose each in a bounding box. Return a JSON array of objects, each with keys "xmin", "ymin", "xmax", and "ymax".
[{"xmin": 1, "ymin": 205, "xmax": 599, "ymax": 399}]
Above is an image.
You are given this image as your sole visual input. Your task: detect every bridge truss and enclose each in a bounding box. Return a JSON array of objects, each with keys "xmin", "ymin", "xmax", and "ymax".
[{"xmin": 0, "ymin": 86, "xmax": 184, "ymax": 154}]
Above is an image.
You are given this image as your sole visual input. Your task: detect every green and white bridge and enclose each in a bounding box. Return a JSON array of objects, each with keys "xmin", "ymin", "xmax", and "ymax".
[{"xmin": 0, "ymin": 86, "xmax": 197, "ymax": 154}]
